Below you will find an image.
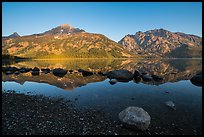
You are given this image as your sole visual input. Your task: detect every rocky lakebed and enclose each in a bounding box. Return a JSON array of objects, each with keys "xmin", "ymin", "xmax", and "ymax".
[{"xmin": 2, "ymin": 92, "xmax": 194, "ymax": 135}]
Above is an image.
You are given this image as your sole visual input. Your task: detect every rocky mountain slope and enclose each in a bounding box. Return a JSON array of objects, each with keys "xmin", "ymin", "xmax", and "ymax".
[
  {"xmin": 2, "ymin": 24, "xmax": 134, "ymax": 59},
  {"xmin": 2, "ymin": 26, "xmax": 202, "ymax": 58},
  {"xmin": 119, "ymin": 29, "xmax": 202, "ymax": 58}
]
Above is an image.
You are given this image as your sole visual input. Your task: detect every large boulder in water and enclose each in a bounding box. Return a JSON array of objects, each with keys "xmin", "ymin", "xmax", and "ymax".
[
  {"xmin": 107, "ymin": 69, "xmax": 133, "ymax": 81},
  {"xmin": 118, "ymin": 106, "xmax": 151, "ymax": 131},
  {"xmin": 190, "ymin": 73, "xmax": 202, "ymax": 87},
  {"xmin": 53, "ymin": 68, "xmax": 68, "ymax": 77}
]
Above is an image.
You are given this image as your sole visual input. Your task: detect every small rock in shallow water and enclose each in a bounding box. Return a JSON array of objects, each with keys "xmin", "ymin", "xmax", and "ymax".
[
  {"xmin": 109, "ymin": 79, "xmax": 118, "ymax": 85},
  {"xmin": 165, "ymin": 101, "xmax": 176, "ymax": 110}
]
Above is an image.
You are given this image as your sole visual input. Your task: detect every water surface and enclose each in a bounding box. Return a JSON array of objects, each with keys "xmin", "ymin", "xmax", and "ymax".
[{"xmin": 2, "ymin": 58, "xmax": 202, "ymax": 134}]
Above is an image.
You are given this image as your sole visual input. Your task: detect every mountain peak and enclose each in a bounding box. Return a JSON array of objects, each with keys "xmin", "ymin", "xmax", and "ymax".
[
  {"xmin": 42, "ymin": 24, "xmax": 85, "ymax": 35},
  {"xmin": 8, "ymin": 32, "xmax": 20, "ymax": 38},
  {"xmin": 59, "ymin": 23, "xmax": 73, "ymax": 29}
]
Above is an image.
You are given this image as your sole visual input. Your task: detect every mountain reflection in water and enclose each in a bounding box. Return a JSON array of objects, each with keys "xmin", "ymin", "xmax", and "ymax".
[{"xmin": 2, "ymin": 59, "xmax": 202, "ymax": 90}]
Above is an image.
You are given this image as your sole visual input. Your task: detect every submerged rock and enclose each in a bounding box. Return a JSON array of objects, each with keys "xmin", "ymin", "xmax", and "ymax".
[
  {"xmin": 118, "ymin": 106, "xmax": 151, "ymax": 131},
  {"xmin": 107, "ymin": 70, "xmax": 133, "ymax": 81},
  {"xmin": 151, "ymin": 75, "xmax": 163, "ymax": 81},
  {"xmin": 53, "ymin": 68, "xmax": 68, "ymax": 77},
  {"xmin": 190, "ymin": 73, "xmax": 202, "ymax": 87},
  {"xmin": 165, "ymin": 101, "xmax": 176, "ymax": 110},
  {"xmin": 109, "ymin": 79, "xmax": 118, "ymax": 85}
]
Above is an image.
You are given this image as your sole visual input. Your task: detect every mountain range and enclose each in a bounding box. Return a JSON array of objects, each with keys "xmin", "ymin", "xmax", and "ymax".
[
  {"xmin": 119, "ymin": 29, "xmax": 202, "ymax": 58},
  {"xmin": 2, "ymin": 24, "xmax": 202, "ymax": 58}
]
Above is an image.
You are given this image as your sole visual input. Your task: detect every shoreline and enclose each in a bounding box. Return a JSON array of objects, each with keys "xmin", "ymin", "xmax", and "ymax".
[{"xmin": 2, "ymin": 92, "xmax": 193, "ymax": 135}]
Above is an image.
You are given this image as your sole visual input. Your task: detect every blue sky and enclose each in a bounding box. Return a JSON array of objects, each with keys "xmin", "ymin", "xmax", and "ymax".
[{"xmin": 2, "ymin": 2, "xmax": 202, "ymax": 42}]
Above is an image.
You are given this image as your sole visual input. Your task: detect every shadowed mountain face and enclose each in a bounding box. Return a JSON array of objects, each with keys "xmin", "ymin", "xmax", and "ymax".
[
  {"xmin": 2, "ymin": 24, "xmax": 134, "ymax": 59},
  {"xmin": 119, "ymin": 29, "xmax": 202, "ymax": 58},
  {"xmin": 2, "ymin": 59, "xmax": 202, "ymax": 90}
]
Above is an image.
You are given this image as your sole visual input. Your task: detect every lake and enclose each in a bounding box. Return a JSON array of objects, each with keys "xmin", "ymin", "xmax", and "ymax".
[{"xmin": 2, "ymin": 58, "xmax": 202, "ymax": 135}]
